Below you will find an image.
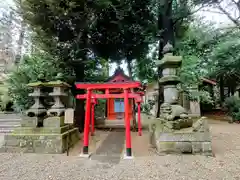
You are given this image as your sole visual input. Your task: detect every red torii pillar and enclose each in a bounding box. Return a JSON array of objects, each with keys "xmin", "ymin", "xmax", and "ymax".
[
  {"xmin": 136, "ymin": 101, "xmax": 142, "ymax": 136},
  {"xmin": 91, "ymin": 98, "xmax": 97, "ymax": 136},
  {"xmin": 124, "ymin": 89, "xmax": 132, "ymax": 157},
  {"xmin": 82, "ymin": 89, "xmax": 92, "ymax": 155}
]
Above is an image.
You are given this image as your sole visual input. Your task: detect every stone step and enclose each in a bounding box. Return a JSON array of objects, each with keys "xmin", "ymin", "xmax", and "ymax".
[
  {"xmin": 0, "ymin": 124, "xmax": 20, "ymax": 128},
  {"xmin": 0, "ymin": 129, "xmax": 14, "ymax": 133},
  {"xmin": 0, "ymin": 119, "xmax": 21, "ymax": 122},
  {"xmin": 0, "ymin": 113, "xmax": 21, "ymax": 118}
]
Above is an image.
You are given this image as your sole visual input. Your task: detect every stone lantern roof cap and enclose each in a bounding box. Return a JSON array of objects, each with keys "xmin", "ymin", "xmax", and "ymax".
[
  {"xmin": 27, "ymin": 81, "xmax": 71, "ymax": 88},
  {"xmin": 156, "ymin": 55, "xmax": 182, "ymax": 68}
]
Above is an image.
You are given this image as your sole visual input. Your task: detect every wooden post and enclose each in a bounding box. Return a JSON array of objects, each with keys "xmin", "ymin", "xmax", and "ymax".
[
  {"xmin": 82, "ymin": 89, "xmax": 92, "ymax": 155},
  {"xmin": 124, "ymin": 89, "xmax": 132, "ymax": 157},
  {"xmin": 137, "ymin": 102, "xmax": 142, "ymax": 136}
]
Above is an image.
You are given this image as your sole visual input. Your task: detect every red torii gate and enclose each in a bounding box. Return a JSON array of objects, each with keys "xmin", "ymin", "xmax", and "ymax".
[{"xmin": 75, "ymin": 81, "xmax": 144, "ymax": 158}]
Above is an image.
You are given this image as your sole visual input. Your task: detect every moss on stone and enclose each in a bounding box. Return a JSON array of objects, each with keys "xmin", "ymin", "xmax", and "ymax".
[
  {"xmin": 27, "ymin": 82, "xmax": 44, "ymax": 87},
  {"xmin": 44, "ymin": 80, "xmax": 70, "ymax": 87}
]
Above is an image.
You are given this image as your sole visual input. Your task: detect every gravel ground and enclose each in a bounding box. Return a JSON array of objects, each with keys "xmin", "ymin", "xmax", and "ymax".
[{"xmin": 0, "ymin": 121, "xmax": 240, "ymax": 180}]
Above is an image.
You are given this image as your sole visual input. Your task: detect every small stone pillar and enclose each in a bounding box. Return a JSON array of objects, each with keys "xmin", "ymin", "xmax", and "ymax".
[
  {"xmin": 22, "ymin": 82, "xmax": 47, "ymax": 127},
  {"xmin": 189, "ymin": 86, "xmax": 201, "ymax": 117}
]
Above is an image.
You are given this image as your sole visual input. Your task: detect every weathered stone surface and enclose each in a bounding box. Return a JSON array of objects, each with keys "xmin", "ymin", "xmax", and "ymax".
[
  {"xmin": 2, "ymin": 127, "xmax": 79, "ymax": 154},
  {"xmin": 159, "ymin": 76, "xmax": 180, "ymax": 85},
  {"xmin": 192, "ymin": 142, "xmax": 202, "ymax": 153},
  {"xmin": 150, "ymin": 117, "xmax": 212, "ymax": 156},
  {"xmin": 175, "ymin": 142, "xmax": 192, "ymax": 153},
  {"xmin": 193, "ymin": 117, "xmax": 209, "ymax": 132},
  {"xmin": 202, "ymin": 142, "xmax": 212, "ymax": 154},
  {"xmin": 155, "ymin": 141, "xmax": 192, "ymax": 154},
  {"xmin": 13, "ymin": 125, "xmax": 70, "ymax": 134},
  {"xmin": 161, "ymin": 118, "xmax": 193, "ymax": 130},
  {"xmin": 43, "ymin": 116, "xmax": 65, "ymax": 127},
  {"xmin": 21, "ymin": 116, "xmax": 38, "ymax": 127},
  {"xmin": 157, "ymin": 132, "xmax": 211, "ymax": 142}
]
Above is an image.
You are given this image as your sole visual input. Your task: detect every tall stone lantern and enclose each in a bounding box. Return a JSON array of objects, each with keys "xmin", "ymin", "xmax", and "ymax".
[
  {"xmin": 148, "ymin": 42, "xmax": 213, "ymax": 156},
  {"xmin": 157, "ymin": 42, "xmax": 182, "ymax": 105}
]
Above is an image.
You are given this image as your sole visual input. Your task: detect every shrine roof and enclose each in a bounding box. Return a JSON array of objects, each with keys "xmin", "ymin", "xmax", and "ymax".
[
  {"xmin": 200, "ymin": 77, "xmax": 217, "ymax": 85},
  {"xmin": 75, "ymin": 81, "xmax": 142, "ymax": 90},
  {"xmin": 105, "ymin": 67, "xmax": 133, "ymax": 83},
  {"xmin": 75, "ymin": 67, "xmax": 146, "ymax": 91}
]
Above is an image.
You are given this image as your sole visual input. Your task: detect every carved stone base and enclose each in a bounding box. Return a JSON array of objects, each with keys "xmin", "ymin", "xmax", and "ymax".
[
  {"xmin": 0, "ymin": 126, "xmax": 79, "ymax": 153},
  {"xmin": 149, "ymin": 118, "xmax": 213, "ymax": 156},
  {"xmin": 159, "ymin": 118, "xmax": 193, "ymax": 130}
]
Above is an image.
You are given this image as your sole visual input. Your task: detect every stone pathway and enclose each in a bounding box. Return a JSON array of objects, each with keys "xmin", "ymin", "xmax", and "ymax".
[
  {"xmin": 2, "ymin": 119, "xmax": 240, "ymax": 180},
  {"xmin": 0, "ymin": 113, "xmax": 21, "ymax": 133},
  {"xmin": 91, "ymin": 130, "xmax": 125, "ymax": 164}
]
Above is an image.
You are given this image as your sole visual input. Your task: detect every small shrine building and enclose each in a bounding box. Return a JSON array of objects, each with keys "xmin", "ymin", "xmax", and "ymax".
[{"xmin": 97, "ymin": 67, "xmax": 145, "ymax": 127}]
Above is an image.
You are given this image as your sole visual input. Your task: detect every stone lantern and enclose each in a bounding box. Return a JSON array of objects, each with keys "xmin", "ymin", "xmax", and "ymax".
[
  {"xmin": 46, "ymin": 81, "xmax": 70, "ymax": 117},
  {"xmin": 157, "ymin": 42, "xmax": 182, "ymax": 105},
  {"xmin": 22, "ymin": 82, "xmax": 47, "ymax": 127}
]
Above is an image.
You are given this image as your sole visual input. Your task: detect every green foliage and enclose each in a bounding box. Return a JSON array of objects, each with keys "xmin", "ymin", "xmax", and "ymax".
[
  {"xmin": 7, "ymin": 53, "xmax": 69, "ymax": 111},
  {"xmin": 95, "ymin": 99, "xmax": 107, "ymax": 118},
  {"xmin": 134, "ymin": 57, "xmax": 157, "ymax": 82},
  {"xmin": 19, "ymin": 0, "xmax": 156, "ymax": 83},
  {"xmin": 224, "ymin": 96, "xmax": 240, "ymax": 121},
  {"xmin": 0, "ymin": 83, "xmax": 11, "ymax": 111},
  {"xmin": 141, "ymin": 103, "xmax": 151, "ymax": 115},
  {"xmin": 177, "ymin": 21, "xmax": 222, "ymax": 87},
  {"xmin": 188, "ymin": 89, "xmax": 213, "ymax": 104},
  {"xmin": 209, "ymin": 33, "xmax": 240, "ymax": 85},
  {"xmin": 142, "ymin": 100, "xmax": 155, "ymax": 115}
]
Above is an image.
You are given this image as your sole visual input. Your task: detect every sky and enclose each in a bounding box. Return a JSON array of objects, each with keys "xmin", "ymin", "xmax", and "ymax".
[{"xmin": 0, "ymin": 0, "xmax": 236, "ymax": 76}]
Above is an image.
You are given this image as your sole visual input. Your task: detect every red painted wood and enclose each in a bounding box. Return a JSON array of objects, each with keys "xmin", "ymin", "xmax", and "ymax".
[
  {"xmin": 91, "ymin": 103, "xmax": 95, "ymax": 136},
  {"xmin": 83, "ymin": 90, "xmax": 91, "ymax": 151},
  {"xmin": 124, "ymin": 89, "xmax": 131, "ymax": 150},
  {"xmin": 75, "ymin": 82, "xmax": 141, "ymax": 90},
  {"xmin": 137, "ymin": 102, "xmax": 142, "ymax": 136},
  {"xmin": 76, "ymin": 93, "xmax": 142, "ymax": 99}
]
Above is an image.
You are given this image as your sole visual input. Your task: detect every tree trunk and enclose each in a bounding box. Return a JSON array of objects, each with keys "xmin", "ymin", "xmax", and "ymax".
[
  {"xmin": 219, "ymin": 76, "xmax": 225, "ymax": 107},
  {"xmin": 72, "ymin": 63, "xmax": 85, "ymax": 132},
  {"xmin": 72, "ymin": 29, "xmax": 89, "ymax": 133},
  {"xmin": 157, "ymin": 0, "xmax": 174, "ymax": 117},
  {"xmin": 15, "ymin": 20, "xmax": 26, "ymax": 65},
  {"xmin": 126, "ymin": 58, "xmax": 137, "ymax": 131}
]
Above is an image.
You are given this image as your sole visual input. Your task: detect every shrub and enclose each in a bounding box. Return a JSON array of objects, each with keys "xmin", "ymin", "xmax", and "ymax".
[
  {"xmin": 7, "ymin": 54, "xmax": 72, "ymax": 112},
  {"xmin": 0, "ymin": 83, "xmax": 11, "ymax": 111},
  {"xmin": 224, "ymin": 96, "xmax": 240, "ymax": 121},
  {"xmin": 188, "ymin": 89, "xmax": 214, "ymax": 104},
  {"xmin": 95, "ymin": 99, "xmax": 107, "ymax": 118}
]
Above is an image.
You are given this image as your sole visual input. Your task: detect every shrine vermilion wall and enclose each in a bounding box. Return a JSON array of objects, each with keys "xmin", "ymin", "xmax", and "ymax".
[{"xmin": 107, "ymin": 98, "xmax": 133, "ymax": 120}]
